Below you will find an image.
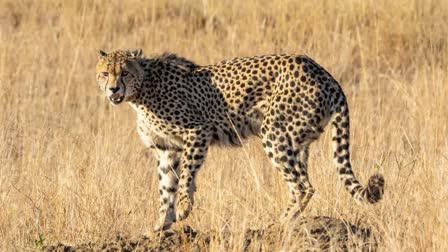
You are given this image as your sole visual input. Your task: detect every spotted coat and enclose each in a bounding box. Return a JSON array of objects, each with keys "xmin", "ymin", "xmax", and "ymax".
[{"xmin": 95, "ymin": 50, "xmax": 384, "ymax": 231}]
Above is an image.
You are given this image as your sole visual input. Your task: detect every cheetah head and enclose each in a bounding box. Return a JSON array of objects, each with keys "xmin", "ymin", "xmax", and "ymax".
[{"xmin": 96, "ymin": 49, "xmax": 144, "ymax": 105}]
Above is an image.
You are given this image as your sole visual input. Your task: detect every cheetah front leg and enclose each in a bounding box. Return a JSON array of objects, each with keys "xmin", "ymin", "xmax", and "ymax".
[
  {"xmin": 154, "ymin": 149, "xmax": 181, "ymax": 231},
  {"xmin": 176, "ymin": 128, "xmax": 212, "ymax": 222}
]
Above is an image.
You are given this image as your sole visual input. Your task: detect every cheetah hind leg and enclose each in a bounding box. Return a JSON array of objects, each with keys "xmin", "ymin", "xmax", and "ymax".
[
  {"xmin": 281, "ymin": 147, "xmax": 315, "ymax": 223},
  {"xmin": 294, "ymin": 147, "xmax": 315, "ymax": 217},
  {"xmin": 262, "ymin": 132, "xmax": 314, "ymax": 223}
]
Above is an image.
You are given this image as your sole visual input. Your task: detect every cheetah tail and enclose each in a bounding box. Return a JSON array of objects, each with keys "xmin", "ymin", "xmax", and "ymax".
[{"xmin": 330, "ymin": 102, "xmax": 384, "ymax": 204}]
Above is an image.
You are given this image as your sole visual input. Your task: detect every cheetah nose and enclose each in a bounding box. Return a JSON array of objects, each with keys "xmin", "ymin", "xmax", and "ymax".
[{"xmin": 109, "ymin": 86, "xmax": 120, "ymax": 93}]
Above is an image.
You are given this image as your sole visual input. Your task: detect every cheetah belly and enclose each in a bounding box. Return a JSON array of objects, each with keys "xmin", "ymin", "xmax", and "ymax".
[{"xmin": 211, "ymin": 102, "xmax": 265, "ymax": 146}]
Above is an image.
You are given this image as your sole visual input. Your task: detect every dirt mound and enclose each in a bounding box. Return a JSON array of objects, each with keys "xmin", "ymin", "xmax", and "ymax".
[
  {"xmin": 243, "ymin": 216, "xmax": 377, "ymax": 251},
  {"xmin": 44, "ymin": 216, "xmax": 377, "ymax": 251}
]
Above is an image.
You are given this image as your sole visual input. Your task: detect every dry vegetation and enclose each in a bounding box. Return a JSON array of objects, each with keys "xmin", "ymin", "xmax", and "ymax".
[{"xmin": 0, "ymin": 0, "xmax": 447, "ymax": 250}]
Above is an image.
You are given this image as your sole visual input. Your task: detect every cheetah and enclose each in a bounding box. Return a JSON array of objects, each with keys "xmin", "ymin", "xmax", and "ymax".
[{"xmin": 95, "ymin": 49, "xmax": 384, "ymax": 231}]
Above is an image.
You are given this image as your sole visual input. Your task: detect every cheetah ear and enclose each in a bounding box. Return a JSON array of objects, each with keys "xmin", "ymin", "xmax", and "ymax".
[
  {"xmin": 98, "ymin": 50, "xmax": 108, "ymax": 58},
  {"xmin": 129, "ymin": 48, "xmax": 143, "ymax": 58}
]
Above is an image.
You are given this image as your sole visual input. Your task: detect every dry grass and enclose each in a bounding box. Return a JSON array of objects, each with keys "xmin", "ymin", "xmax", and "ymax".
[{"xmin": 0, "ymin": 0, "xmax": 447, "ymax": 250}]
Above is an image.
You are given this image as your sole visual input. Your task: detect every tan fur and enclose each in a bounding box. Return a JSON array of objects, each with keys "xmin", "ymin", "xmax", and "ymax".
[{"xmin": 96, "ymin": 50, "xmax": 384, "ymax": 230}]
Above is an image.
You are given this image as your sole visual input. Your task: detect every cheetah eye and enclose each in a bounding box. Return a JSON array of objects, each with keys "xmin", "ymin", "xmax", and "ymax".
[
  {"xmin": 121, "ymin": 71, "xmax": 129, "ymax": 77},
  {"xmin": 101, "ymin": 71, "xmax": 109, "ymax": 77}
]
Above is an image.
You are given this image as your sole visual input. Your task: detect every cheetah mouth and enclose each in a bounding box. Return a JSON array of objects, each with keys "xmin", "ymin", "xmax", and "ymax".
[{"xmin": 109, "ymin": 94, "xmax": 125, "ymax": 105}]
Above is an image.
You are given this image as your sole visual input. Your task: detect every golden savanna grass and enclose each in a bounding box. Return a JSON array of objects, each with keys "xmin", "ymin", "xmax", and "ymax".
[{"xmin": 1, "ymin": 0, "xmax": 447, "ymax": 250}]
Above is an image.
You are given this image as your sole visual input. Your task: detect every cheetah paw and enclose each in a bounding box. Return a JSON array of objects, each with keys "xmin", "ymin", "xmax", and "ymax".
[
  {"xmin": 154, "ymin": 221, "xmax": 175, "ymax": 232},
  {"xmin": 176, "ymin": 195, "xmax": 193, "ymax": 221}
]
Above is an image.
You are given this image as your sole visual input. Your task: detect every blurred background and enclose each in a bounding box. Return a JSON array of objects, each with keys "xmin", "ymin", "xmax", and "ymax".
[{"xmin": 0, "ymin": 0, "xmax": 447, "ymax": 250}]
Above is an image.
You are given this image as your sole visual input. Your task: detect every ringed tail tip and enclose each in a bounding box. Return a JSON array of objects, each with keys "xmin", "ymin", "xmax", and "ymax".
[{"xmin": 365, "ymin": 174, "xmax": 384, "ymax": 203}]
